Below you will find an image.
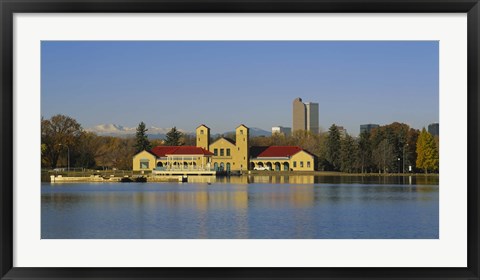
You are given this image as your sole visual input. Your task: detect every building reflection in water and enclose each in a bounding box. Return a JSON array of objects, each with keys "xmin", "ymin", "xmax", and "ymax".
[{"xmin": 41, "ymin": 175, "xmax": 438, "ymax": 239}]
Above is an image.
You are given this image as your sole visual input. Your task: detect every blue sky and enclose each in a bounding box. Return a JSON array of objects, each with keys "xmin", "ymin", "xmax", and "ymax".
[{"xmin": 41, "ymin": 41, "xmax": 439, "ymax": 136}]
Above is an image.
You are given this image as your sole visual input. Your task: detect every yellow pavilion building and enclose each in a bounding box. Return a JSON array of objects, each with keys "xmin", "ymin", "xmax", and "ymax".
[{"xmin": 132, "ymin": 123, "xmax": 315, "ymax": 172}]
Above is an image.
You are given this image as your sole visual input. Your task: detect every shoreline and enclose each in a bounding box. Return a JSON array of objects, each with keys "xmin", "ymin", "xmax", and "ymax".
[
  {"xmin": 45, "ymin": 172, "xmax": 438, "ymax": 183},
  {"xmin": 248, "ymin": 170, "xmax": 439, "ymax": 177}
]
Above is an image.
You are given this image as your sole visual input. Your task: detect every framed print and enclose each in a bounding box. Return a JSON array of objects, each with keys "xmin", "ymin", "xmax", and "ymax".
[{"xmin": 1, "ymin": 0, "xmax": 479, "ymax": 279}]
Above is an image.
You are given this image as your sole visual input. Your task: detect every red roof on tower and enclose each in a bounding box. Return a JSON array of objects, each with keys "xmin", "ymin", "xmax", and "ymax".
[{"xmin": 150, "ymin": 146, "xmax": 214, "ymax": 157}]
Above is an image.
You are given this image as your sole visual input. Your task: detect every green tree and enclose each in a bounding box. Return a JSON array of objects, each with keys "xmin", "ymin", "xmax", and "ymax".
[
  {"xmin": 325, "ymin": 124, "xmax": 341, "ymax": 171},
  {"xmin": 372, "ymin": 138, "xmax": 396, "ymax": 173},
  {"xmin": 405, "ymin": 128, "xmax": 420, "ymax": 172},
  {"xmin": 41, "ymin": 114, "xmax": 83, "ymax": 168},
  {"xmin": 72, "ymin": 132, "xmax": 97, "ymax": 169},
  {"xmin": 340, "ymin": 134, "xmax": 358, "ymax": 173},
  {"xmin": 358, "ymin": 131, "xmax": 373, "ymax": 173},
  {"xmin": 134, "ymin": 122, "xmax": 151, "ymax": 153},
  {"xmin": 416, "ymin": 128, "xmax": 439, "ymax": 174},
  {"xmin": 165, "ymin": 127, "xmax": 183, "ymax": 146}
]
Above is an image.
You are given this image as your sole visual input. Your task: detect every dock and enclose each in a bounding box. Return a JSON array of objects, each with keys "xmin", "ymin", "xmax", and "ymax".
[{"xmin": 152, "ymin": 170, "xmax": 216, "ymax": 176}]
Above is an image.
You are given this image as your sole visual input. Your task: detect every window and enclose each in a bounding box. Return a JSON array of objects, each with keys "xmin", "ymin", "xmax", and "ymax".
[
  {"xmin": 293, "ymin": 161, "xmax": 297, "ymax": 168},
  {"xmin": 220, "ymin": 149, "xmax": 224, "ymax": 156},
  {"xmin": 238, "ymin": 147, "xmax": 240, "ymax": 151},
  {"xmin": 214, "ymin": 149, "xmax": 218, "ymax": 156},
  {"xmin": 140, "ymin": 161, "xmax": 149, "ymax": 169},
  {"xmin": 300, "ymin": 161, "xmax": 304, "ymax": 168},
  {"xmin": 200, "ymin": 130, "xmax": 204, "ymax": 135},
  {"xmin": 307, "ymin": 161, "xmax": 311, "ymax": 168},
  {"xmin": 226, "ymin": 149, "xmax": 230, "ymax": 156}
]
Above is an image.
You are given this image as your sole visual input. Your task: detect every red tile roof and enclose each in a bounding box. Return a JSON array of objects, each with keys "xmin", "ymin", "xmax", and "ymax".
[
  {"xmin": 150, "ymin": 146, "xmax": 214, "ymax": 157},
  {"xmin": 250, "ymin": 146, "xmax": 306, "ymax": 158}
]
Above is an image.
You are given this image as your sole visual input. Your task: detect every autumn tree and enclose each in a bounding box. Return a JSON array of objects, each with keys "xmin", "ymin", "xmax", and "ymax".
[
  {"xmin": 416, "ymin": 128, "xmax": 439, "ymax": 173},
  {"xmin": 91, "ymin": 135, "xmax": 136, "ymax": 170},
  {"xmin": 134, "ymin": 121, "xmax": 151, "ymax": 153},
  {"xmin": 41, "ymin": 114, "xmax": 83, "ymax": 168},
  {"xmin": 290, "ymin": 130, "xmax": 322, "ymax": 157},
  {"xmin": 270, "ymin": 132, "xmax": 289, "ymax": 146},
  {"xmin": 165, "ymin": 127, "xmax": 183, "ymax": 146},
  {"xmin": 181, "ymin": 133, "xmax": 196, "ymax": 146}
]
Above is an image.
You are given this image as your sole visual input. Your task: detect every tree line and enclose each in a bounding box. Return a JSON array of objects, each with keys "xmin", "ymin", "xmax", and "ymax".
[
  {"xmin": 41, "ymin": 115, "xmax": 191, "ymax": 170},
  {"xmin": 250, "ymin": 122, "xmax": 439, "ymax": 174},
  {"xmin": 42, "ymin": 114, "xmax": 439, "ymax": 173}
]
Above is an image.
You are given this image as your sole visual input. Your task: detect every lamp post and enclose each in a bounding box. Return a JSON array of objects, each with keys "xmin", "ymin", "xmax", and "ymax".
[
  {"xmin": 403, "ymin": 143, "xmax": 408, "ymax": 174},
  {"xmin": 58, "ymin": 144, "xmax": 70, "ymax": 172},
  {"xmin": 397, "ymin": 158, "xmax": 400, "ymax": 174}
]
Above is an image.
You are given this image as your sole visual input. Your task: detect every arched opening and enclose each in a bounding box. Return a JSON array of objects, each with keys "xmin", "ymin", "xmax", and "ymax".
[
  {"xmin": 274, "ymin": 162, "xmax": 281, "ymax": 171},
  {"xmin": 214, "ymin": 162, "xmax": 219, "ymax": 171},
  {"xmin": 266, "ymin": 162, "xmax": 272, "ymax": 170},
  {"xmin": 258, "ymin": 162, "xmax": 264, "ymax": 167},
  {"xmin": 250, "ymin": 162, "xmax": 256, "ymax": 170},
  {"xmin": 226, "ymin": 163, "xmax": 231, "ymax": 172},
  {"xmin": 156, "ymin": 162, "xmax": 163, "ymax": 167},
  {"xmin": 183, "ymin": 162, "xmax": 188, "ymax": 169},
  {"xmin": 220, "ymin": 162, "xmax": 225, "ymax": 171},
  {"xmin": 283, "ymin": 162, "xmax": 289, "ymax": 171}
]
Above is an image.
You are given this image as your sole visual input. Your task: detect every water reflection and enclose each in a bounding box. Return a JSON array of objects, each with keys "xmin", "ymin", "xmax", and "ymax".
[
  {"xmin": 189, "ymin": 174, "xmax": 439, "ymax": 185},
  {"xmin": 42, "ymin": 180, "xmax": 438, "ymax": 239}
]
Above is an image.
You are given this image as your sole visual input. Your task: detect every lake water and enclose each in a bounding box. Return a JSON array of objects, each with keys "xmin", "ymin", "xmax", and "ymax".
[{"xmin": 41, "ymin": 175, "xmax": 439, "ymax": 239}]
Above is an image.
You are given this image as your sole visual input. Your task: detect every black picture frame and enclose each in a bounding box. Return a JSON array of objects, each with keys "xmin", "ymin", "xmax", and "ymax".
[{"xmin": 1, "ymin": 0, "xmax": 479, "ymax": 279}]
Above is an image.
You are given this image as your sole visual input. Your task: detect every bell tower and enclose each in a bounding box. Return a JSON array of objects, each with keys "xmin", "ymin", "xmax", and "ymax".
[
  {"xmin": 235, "ymin": 124, "xmax": 249, "ymax": 170},
  {"xmin": 196, "ymin": 124, "xmax": 210, "ymax": 150}
]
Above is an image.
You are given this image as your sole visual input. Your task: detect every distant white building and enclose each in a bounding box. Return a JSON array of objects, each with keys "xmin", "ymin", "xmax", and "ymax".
[{"xmin": 272, "ymin": 126, "xmax": 292, "ymax": 136}]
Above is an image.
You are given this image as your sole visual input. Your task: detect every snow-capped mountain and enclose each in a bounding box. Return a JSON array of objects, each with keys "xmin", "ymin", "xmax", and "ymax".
[
  {"xmin": 87, "ymin": 124, "xmax": 270, "ymax": 139},
  {"xmin": 86, "ymin": 124, "xmax": 187, "ymax": 139},
  {"xmin": 219, "ymin": 127, "xmax": 271, "ymax": 137}
]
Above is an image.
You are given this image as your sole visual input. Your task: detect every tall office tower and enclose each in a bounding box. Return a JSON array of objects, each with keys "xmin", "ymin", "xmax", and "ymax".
[
  {"xmin": 292, "ymin": 97, "xmax": 319, "ymax": 134},
  {"xmin": 305, "ymin": 102, "xmax": 319, "ymax": 134},
  {"xmin": 360, "ymin": 124, "xmax": 380, "ymax": 134},
  {"xmin": 292, "ymin": 98, "xmax": 306, "ymax": 132},
  {"xmin": 428, "ymin": 123, "xmax": 439, "ymax": 137}
]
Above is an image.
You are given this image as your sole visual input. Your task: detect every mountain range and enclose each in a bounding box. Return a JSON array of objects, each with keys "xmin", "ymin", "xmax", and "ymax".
[{"xmin": 86, "ymin": 124, "xmax": 271, "ymax": 139}]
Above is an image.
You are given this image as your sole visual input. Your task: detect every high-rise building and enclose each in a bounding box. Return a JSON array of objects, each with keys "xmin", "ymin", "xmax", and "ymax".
[
  {"xmin": 292, "ymin": 98, "xmax": 306, "ymax": 132},
  {"xmin": 305, "ymin": 102, "xmax": 319, "ymax": 134},
  {"xmin": 428, "ymin": 123, "xmax": 439, "ymax": 136},
  {"xmin": 272, "ymin": 126, "xmax": 292, "ymax": 136},
  {"xmin": 292, "ymin": 97, "xmax": 319, "ymax": 134},
  {"xmin": 360, "ymin": 124, "xmax": 379, "ymax": 134}
]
